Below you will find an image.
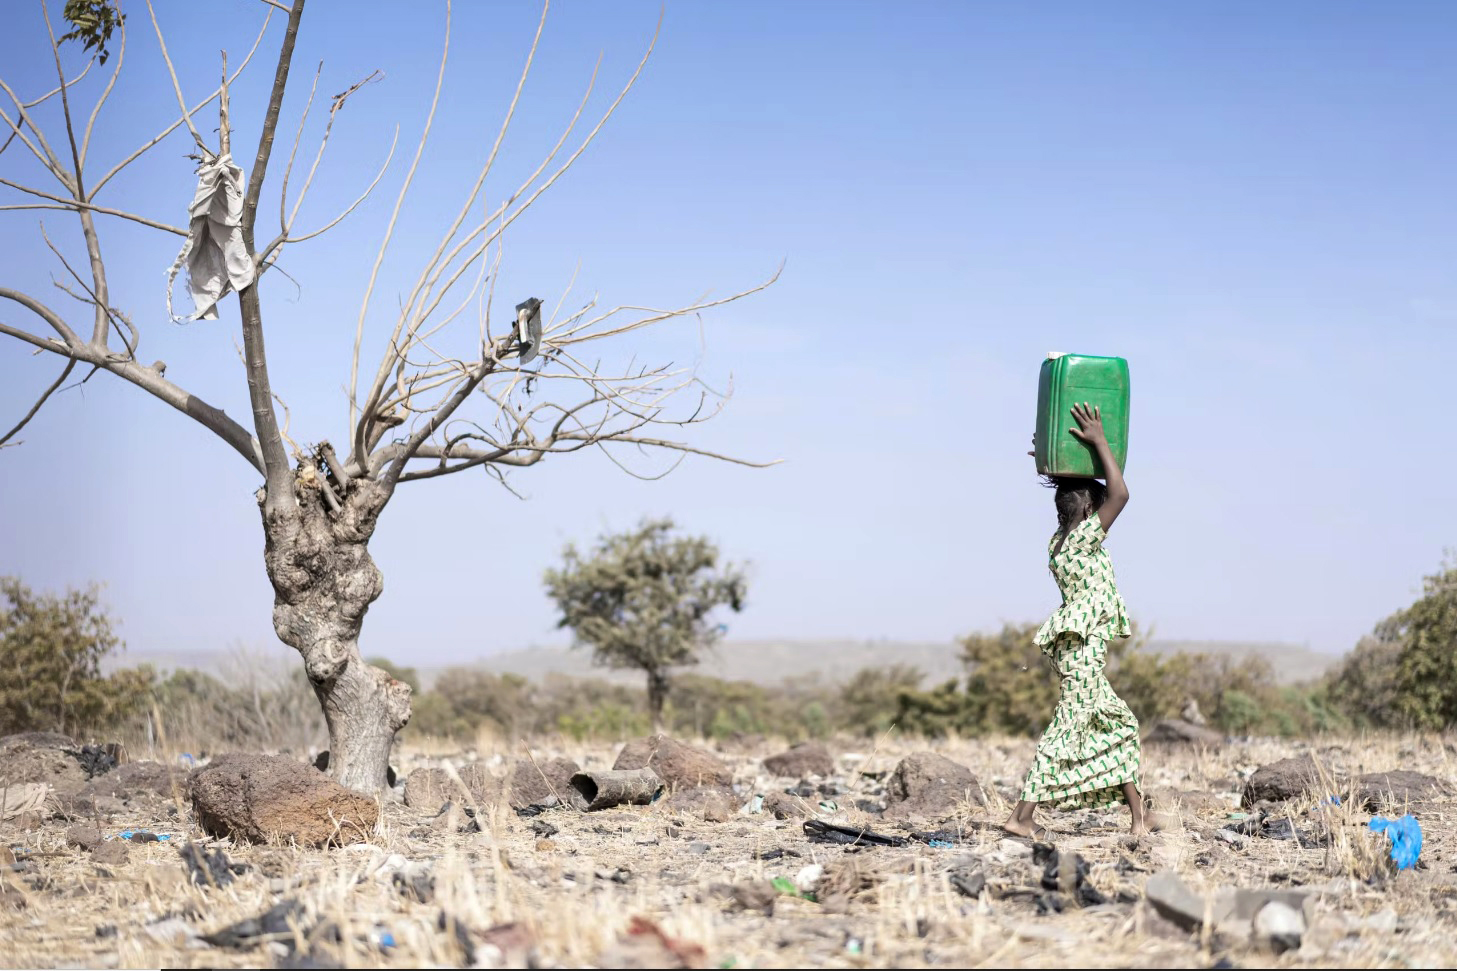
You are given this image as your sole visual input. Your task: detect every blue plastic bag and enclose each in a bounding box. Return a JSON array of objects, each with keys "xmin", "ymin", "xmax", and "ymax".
[{"xmin": 1368, "ymin": 814, "xmax": 1422, "ymax": 871}]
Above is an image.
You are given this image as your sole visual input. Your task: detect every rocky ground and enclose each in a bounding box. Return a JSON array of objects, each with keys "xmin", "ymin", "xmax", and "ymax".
[{"xmin": 1, "ymin": 727, "xmax": 1455, "ymax": 969}]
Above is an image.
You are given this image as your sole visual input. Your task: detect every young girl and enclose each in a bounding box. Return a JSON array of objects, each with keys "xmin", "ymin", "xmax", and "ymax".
[{"xmin": 1004, "ymin": 402, "xmax": 1153, "ymax": 838}]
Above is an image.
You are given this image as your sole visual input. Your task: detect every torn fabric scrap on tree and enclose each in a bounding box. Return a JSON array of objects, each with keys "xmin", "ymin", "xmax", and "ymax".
[{"xmin": 167, "ymin": 152, "xmax": 255, "ymax": 321}]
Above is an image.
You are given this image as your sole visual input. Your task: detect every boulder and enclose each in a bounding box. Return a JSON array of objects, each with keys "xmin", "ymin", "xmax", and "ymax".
[
  {"xmin": 883, "ymin": 752, "xmax": 980, "ymax": 821},
  {"xmin": 614, "ymin": 735, "xmax": 733, "ymax": 790},
  {"xmin": 0, "ymin": 734, "xmax": 86, "ymax": 794},
  {"xmin": 403, "ymin": 764, "xmax": 502, "ymax": 813},
  {"xmin": 664, "ymin": 787, "xmax": 738, "ymax": 823},
  {"xmin": 92, "ymin": 841, "xmax": 130, "ymax": 867},
  {"xmin": 190, "ymin": 753, "xmax": 377, "ymax": 846},
  {"xmin": 507, "ymin": 757, "xmax": 580, "ymax": 809},
  {"xmin": 1242, "ymin": 755, "xmax": 1328, "ymax": 808},
  {"xmin": 760, "ymin": 790, "xmax": 812, "ymax": 820},
  {"xmin": 1146, "ymin": 719, "xmax": 1223, "ymax": 748},
  {"xmin": 763, "ymin": 742, "xmax": 834, "ymax": 779},
  {"xmin": 1353, "ymin": 770, "xmax": 1451, "ymax": 810}
]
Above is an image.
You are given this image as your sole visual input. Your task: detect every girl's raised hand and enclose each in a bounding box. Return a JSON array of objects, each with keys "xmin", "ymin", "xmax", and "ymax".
[{"xmin": 1068, "ymin": 402, "xmax": 1107, "ymax": 445}]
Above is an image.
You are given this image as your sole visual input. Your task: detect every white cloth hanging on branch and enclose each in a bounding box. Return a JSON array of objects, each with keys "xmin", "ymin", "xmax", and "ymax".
[{"xmin": 166, "ymin": 152, "xmax": 255, "ymax": 322}]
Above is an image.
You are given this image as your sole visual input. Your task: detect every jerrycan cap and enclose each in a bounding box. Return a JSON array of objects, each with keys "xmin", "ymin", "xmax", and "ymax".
[{"xmin": 1046, "ymin": 351, "xmax": 1067, "ymax": 360}]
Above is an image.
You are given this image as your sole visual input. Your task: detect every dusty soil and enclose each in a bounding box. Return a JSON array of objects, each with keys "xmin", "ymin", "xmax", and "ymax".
[{"xmin": 3, "ymin": 732, "xmax": 1455, "ymax": 969}]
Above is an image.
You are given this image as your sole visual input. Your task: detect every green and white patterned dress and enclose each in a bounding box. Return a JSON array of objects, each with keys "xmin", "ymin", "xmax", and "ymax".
[{"xmin": 1019, "ymin": 514, "xmax": 1141, "ymax": 809}]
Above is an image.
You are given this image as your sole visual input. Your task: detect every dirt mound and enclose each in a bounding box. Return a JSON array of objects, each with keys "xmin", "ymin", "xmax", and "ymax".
[{"xmin": 0, "ymin": 734, "xmax": 86, "ymax": 794}]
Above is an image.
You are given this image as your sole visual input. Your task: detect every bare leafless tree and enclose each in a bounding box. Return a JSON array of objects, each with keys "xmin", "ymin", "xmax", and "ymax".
[{"xmin": 0, "ymin": 0, "xmax": 776, "ymax": 792}]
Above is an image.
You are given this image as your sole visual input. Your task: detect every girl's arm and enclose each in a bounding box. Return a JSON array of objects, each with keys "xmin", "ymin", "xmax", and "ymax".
[{"xmin": 1069, "ymin": 402, "xmax": 1129, "ymax": 532}]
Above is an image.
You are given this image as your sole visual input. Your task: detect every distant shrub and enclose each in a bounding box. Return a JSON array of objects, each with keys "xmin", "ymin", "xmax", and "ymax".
[{"xmin": 0, "ymin": 577, "xmax": 152, "ymax": 737}]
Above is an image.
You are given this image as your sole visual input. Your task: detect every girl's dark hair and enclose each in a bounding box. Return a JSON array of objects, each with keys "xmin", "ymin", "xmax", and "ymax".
[{"xmin": 1042, "ymin": 475, "xmax": 1107, "ymax": 559}]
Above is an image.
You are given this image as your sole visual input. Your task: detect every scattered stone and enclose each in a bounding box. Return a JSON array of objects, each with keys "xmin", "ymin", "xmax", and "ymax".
[
  {"xmin": 763, "ymin": 742, "xmax": 835, "ymax": 779},
  {"xmin": 403, "ymin": 764, "xmax": 501, "ymax": 813},
  {"xmin": 200, "ymin": 898, "xmax": 306, "ymax": 948},
  {"xmin": 731, "ymin": 880, "xmax": 777, "ymax": 915},
  {"xmin": 92, "ymin": 841, "xmax": 129, "ymax": 866},
  {"xmin": 794, "ymin": 863, "xmax": 824, "ymax": 895},
  {"xmin": 535, "ymin": 839, "xmax": 556, "ymax": 852},
  {"xmin": 687, "ymin": 841, "xmax": 711, "ymax": 855},
  {"xmin": 178, "ymin": 841, "xmax": 248, "ymax": 887},
  {"xmin": 950, "ymin": 867, "xmax": 986, "ymax": 897},
  {"xmin": 664, "ymin": 786, "xmax": 737, "ymax": 823},
  {"xmin": 0, "ymin": 884, "xmax": 25, "ymax": 910},
  {"xmin": 0, "ymin": 734, "xmax": 87, "ymax": 794},
  {"xmin": 530, "ymin": 819, "xmax": 558, "ymax": 838},
  {"xmin": 190, "ymin": 753, "xmax": 378, "ymax": 846},
  {"xmin": 507, "ymin": 757, "xmax": 580, "ymax": 809},
  {"xmin": 1353, "ymin": 771, "xmax": 1450, "ymax": 810},
  {"xmin": 761, "ymin": 790, "xmax": 812, "ymax": 819},
  {"xmin": 1216, "ymin": 829, "xmax": 1250, "ymax": 850},
  {"xmin": 883, "ymin": 752, "xmax": 980, "ymax": 821},
  {"xmin": 614, "ymin": 735, "xmax": 733, "ymax": 791},
  {"xmin": 392, "ymin": 861, "xmax": 435, "ymax": 903},
  {"xmin": 1254, "ymin": 901, "xmax": 1304, "ymax": 953},
  {"xmin": 1145, "ymin": 871, "xmax": 1217, "ymax": 932},
  {"xmin": 1242, "ymin": 755, "xmax": 1327, "ymax": 808},
  {"xmin": 65, "ymin": 824, "xmax": 103, "ymax": 850},
  {"xmin": 1035, "ymin": 843, "xmax": 1105, "ymax": 906},
  {"xmin": 1146, "ymin": 719, "xmax": 1224, "ymax": 748},
  {"xmin": 1181, "ymin": 698, "xmax": 1208, "ymax": 725}
]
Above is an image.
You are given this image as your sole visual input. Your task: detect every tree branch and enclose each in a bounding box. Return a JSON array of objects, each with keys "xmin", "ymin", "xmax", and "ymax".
[
  {"xmin": 0, "ymin": 359, "xmax": 75, "ymax": 448},
  {"xmin": 0, "ymin": 290, "xmax": 263, "ymax": 472},
  {"xmin": 236, "ymin": 0, "xmax": 307, "ymax": 516},
  {"xmin": 0, "ymin": 177, "xmax": 186, "ymax": 235}
]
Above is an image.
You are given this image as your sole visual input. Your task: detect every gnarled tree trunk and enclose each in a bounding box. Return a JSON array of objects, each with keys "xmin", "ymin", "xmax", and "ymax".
[{"xmin": 260, "ymin": 449, "xmax": 410, "ymax": 793}]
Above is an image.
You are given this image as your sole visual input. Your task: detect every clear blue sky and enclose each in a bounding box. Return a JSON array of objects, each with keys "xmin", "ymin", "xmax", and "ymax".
[{"xmin": 2, "ymin": 1, "xmax": 1454, "ymax": 666}]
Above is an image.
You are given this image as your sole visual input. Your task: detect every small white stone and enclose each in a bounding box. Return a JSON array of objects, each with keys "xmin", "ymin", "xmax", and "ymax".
[
  {"xmin": 1254, "ymin": 901, "xmax": 1305, "ymax": 944},
  {"xmin": 794, "ymin": 864, "xmax": 824, "ymax": 894}
]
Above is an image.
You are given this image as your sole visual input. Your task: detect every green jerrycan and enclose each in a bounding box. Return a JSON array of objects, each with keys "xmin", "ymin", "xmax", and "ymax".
[{"xmin": 1034, "ymin": 352, "xmax": 1129, "ymax": 479}]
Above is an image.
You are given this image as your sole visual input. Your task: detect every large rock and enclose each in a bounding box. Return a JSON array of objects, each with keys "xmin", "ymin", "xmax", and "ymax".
[
  {"xmin": 1353, "ymin": 770, "xmax": 1451, "ymax": 810},
  {"xmin": 1146, "ymin": 719, "xmax": 1223, "ymax": 748},
  {"xmin": 1242, "ymin": 755, "xmax": 1329, "ymax": 808},
  {"xmin": 664, "ymin": 786, "xmax": 738, "ymax": 823},
  {"xmin": 0, "ymin": 733, "xmax": 86, "ymax": 794},
  {"xmin": 614, "ymin": 735, "xmax": 732, "ymax": 790},
  {"xmin": 403, "ymin": 764, "xmax": 502, "ymax": 813},
  {"xmin": 763, "ymin": 743, "xmax": 834, "ymax": 779},
  {"xmin": 507, "ymin": 757, "xmax": 580, "ymax": 809},
  {"xmin": 190, "ymin": 753, "xmax": 378, "ymax": 846},
  {"xmin": 883, "ymin": 752, "xmax": 980, "ymax": 821}
]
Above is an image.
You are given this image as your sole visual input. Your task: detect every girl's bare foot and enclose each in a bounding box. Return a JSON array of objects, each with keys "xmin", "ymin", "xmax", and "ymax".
[
  {"xmin": 1001, "ymin": 818, "xmax": 1052, "ymax": 841},
  {"xmin": 1130, "ymin": 811, "xmax": 1173, "ymax": 836}
]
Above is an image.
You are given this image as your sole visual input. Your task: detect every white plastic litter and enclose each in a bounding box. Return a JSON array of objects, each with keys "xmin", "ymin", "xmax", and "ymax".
[{"xmin": 167, "ymin": 152, "xmax": 255, "ymax": 321}]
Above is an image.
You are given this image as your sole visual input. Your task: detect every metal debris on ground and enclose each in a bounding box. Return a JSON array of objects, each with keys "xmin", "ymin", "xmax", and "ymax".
[{"xmin": 803, "ymin": 820, "xmax": 907, "ymax": 848}]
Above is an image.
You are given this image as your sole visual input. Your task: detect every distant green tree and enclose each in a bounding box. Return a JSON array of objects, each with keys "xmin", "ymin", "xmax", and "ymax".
[
  {"xmin": 544, "ymin": 519, "xmax": 746, "ymax": 730},
  {"xmin": 0, "ymin": 577, "xmax": 150, "ymax": 736},
  {"xmin": 1326, "ymin": 636, "xmax": 1404, "ymax": 728},
  {"xmin": 1383, "ymin": 565, "xmax": 1457, "ymax": 729},
  {"xmin": 837, "ymin": 664, "xmax": 924, "ymax": 738}
]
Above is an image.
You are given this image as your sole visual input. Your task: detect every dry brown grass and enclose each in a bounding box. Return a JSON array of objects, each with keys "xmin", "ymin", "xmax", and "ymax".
[{"xmin": 3, "ymin": 732, "xmax": 1455, "ymax": 969}]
